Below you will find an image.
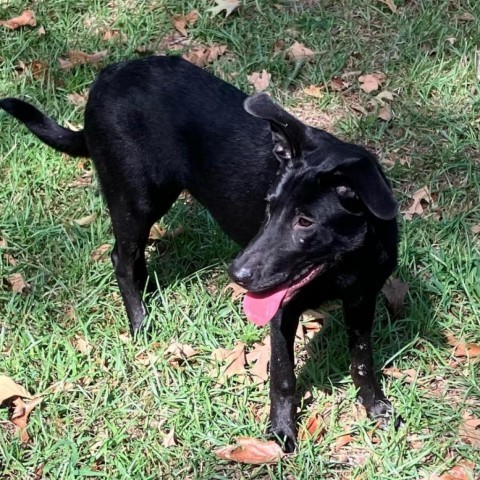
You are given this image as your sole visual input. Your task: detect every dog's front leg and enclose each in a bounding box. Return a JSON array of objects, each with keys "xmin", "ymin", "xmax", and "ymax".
[
  {"xmin": 343, "ymin": 294, "xmax": 393, "ymax": 423},
  {"xmin": 268, "ymin": 307, "xmax": 299, "ymax": 453}
]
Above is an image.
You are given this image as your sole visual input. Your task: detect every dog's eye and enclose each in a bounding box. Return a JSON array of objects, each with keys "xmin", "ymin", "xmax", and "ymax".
[
  {"xmin": 335, "ymin": 185, "xmax": 363, "ymax": 214},
  {"xmin": 296, "ymin": 216, "xmax": 314, "ymax": 228}
]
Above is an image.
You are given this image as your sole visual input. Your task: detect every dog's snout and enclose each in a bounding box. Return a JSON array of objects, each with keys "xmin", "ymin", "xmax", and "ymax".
[{"xmin": 229, "ymin": 263, "xmax": 253, "ymax": 287}]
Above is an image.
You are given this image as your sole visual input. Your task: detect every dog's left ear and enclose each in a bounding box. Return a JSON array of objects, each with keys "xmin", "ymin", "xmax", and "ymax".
[
  {"xmin": 337, "ymin": 157, "xmax": 398, "ymax": 220},
  {"xmin": 244, "ymin": 93, "xmax": 315, "ymax": 165}
]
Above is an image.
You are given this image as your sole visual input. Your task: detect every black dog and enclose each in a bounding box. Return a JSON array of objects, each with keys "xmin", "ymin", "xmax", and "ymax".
[{"xmin": 0, "ymin": 55, "xmax": 398, "ymax": 451}]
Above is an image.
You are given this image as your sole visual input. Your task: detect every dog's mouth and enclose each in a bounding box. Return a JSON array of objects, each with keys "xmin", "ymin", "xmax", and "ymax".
[{"xmin": 243, "ymin": 264, "xmax": 325, "ymax": 327}]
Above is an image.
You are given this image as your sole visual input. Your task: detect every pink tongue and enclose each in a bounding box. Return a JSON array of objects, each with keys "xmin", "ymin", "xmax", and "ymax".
[{"xmin": 243, "ymin": 286, "xmax": 288, "ymax": 326}]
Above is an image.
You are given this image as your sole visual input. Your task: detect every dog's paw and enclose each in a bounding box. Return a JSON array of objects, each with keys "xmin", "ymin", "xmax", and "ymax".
[
  {"xmin": 364, "ymin": 397, "xmax": 403, "ymax": 430},
  {"xmin": 268, "ymin": 426, "xmax": 297, "ymax": 453}
]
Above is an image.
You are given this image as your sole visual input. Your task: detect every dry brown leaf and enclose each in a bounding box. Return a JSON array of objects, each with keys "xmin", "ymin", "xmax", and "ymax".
[
  {"xmin": 91, "ymin": 244, "xmax": 110, "ymax": 263},
  {"xmin": 383, "ymin": 367, "xmax": 417, "ymax": 383},
  {"xmin": 378, "ymin": 105, "xmax": 392, "ymax": 121},
  {"xmin": 148, "ymin": 224, "xmax": 185, "ymax": 241},
  {"xmin": 247, "ymin": 70, "xmax": 271, "ymax": 93},
  {"xmin": 0, "ymin": 237, "xmax": 7, "ymax": 248},
  {"xmin": 0, "ymin": 10, "xmax": 36, "ymax": 29},
  {"xmin": 246, "ymin": 336, "xmax": 270, "ymax": 382},
  {"xmin": 287, "ymin": 42, "xmax": 315, "ymax": 63},
  {"xmin": 446, "ymin": 333, "xmax": 480, "ymax": 359},
  {"xmin": 101, "ymin": 28, "xmax": 127, "ymax": 43},
  {"xmin": 303, "ymin": 85, "xmax": 323, "ymax": 98},
  {"xmin": 273, "ymin": 39, "xmax": 284, "ymax": 57},
  {"xmin": 471, "ymin": 225, "xmax": 480, "ymax": 235},
  {"xmin": 298, "ymin": 412, "xmax": 325, "ymax": 442},
  {"xmin": 68, "ymin": 170, "xmax": 93, "ymax": 188},
  {"xmin": 328, "ymin": 76, "xmax": 349, "ymax": 91},
  {"xmin": 212, "ymin": 342, "xmax": 246, "ymax": 378},
  {"xmin": 402, "ymin": 186, "xmax": 433, "ymax": 220},
  {"xmin": 209, "ymin": 0, "xmax": 241, "ymax": 18},
  {"xmin": 73, "ymin": 213, "xmax": 97, "ymax": 226},
  {"xmin": 224, "ymin": 282, "xmax": 247, "ymax": 301},
  {"xmin": 214, "ymin": 437, "xmax": 284, "ymax": 464},
  {"xmin": 332, "ymin": 433, "xmax": 353, "ymax": 451},
  {"xmin": 166, "ymin": 342, "xmax": 198, "ymax": 365},
  {"xmin": 0, "ymin": 376, "xmax": 32, "ymax": 404},
  {"xmin": 10, "ymin": 396, "xmax": 43, "ymax": 442},
  {"xmin": 358, "ymin": 72, "xmax": 386, "ymax": 93},
  {"xmin": 72, "ymin": 335, "xmax": 92, "ymax": 354},
  {"xmin": 118, "ymin": 332, "xmax": 131, "ymax": 343},
  {"xmin": 376, "ymin": 90, "xmax": 394, "ymax": 103},
  {"xmin": 172, "ymin": 9, "xmax": 199, "ymax": 36},
  {"xmin": 59, "ymin": 50, "xmax": 108, "ymax": 70},
  {"xmin": 381, "ymin": 276, "xmax": 409, "ymax": 315},
  {"xmin": 458, "ymin": 12, "xmax": 474, "ymax": 22},
  {"xmin": 182, "ymin": 45, "xmax": 227, "ymax": 68},
  {"xmin": 6, "ymin": 273, "xmax": 30, "ymax": 293},
  {"xmin": 67, "ymin": 91, "xmax": 89, "ymax": 108},
  {"xmin": 378, "ymin": 0, "xmax": 397, "ymax": 13},
  {"xmin": 4, "ymin": 253, "xmax": 17, "ymax": 266},
  {"xmin": 459, "ymin": 413, "xmax": 480, "ymax": 448},
  {"xmin": 37, "ymin": 26, "xmax": 46, "ymax": 35},
  {"xmin": 163, "ymin": 427, "xmax": 177, "ymax": 447},
  {"xmin": 429, "ymin": 460, "xmax": 475, "ymax": 480}
]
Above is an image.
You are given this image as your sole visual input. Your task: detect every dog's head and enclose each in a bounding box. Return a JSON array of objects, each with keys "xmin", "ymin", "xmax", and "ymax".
[{"xmin": 228, "ymin": 94, "xmax": 398, "ymax": 325}]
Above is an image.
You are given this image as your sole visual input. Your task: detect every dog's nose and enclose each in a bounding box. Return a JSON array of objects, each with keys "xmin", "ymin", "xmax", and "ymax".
[{"xmin": 229, "ymin": 265, "xmax": 253, "ymax": 287}]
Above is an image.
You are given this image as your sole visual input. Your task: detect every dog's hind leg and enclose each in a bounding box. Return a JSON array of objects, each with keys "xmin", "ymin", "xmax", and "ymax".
[
  {"xmin": 108, "ymin": 185, "xmax": 182, "ymax": 334},
  {"xmin": 343, "ymin": 294, "xmax": 393, "ymax": 423},
  {"xmin": 268, "ymin": 305, "xmax": 300, "ymax": 453}
]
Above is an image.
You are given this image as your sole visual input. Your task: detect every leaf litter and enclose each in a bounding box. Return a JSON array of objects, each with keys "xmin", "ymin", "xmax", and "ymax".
[
  {"xmin": 214, "ymin": 437, "xmax": 284, "ymax": 464},
  {"xmin": 0, "ymin": 10, "xmax": 36, "ymax": 29}
]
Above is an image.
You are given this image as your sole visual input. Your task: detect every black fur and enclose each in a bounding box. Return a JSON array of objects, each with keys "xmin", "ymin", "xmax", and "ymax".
[{"xmin": 0, "ymin": 55, "xmax": 399, "ymax": 452}]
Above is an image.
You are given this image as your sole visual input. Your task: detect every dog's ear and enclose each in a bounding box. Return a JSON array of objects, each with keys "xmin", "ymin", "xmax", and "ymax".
[
  {"xmin": 336, "ymin": 157, "xmax": 398, "ymax": 220},
  {"xmin": 244, "ymin": 93, "xmax": 315, "ymax": 165}
]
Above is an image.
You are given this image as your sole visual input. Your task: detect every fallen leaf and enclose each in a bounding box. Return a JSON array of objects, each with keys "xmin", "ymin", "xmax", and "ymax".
[
  {"xmin": 172, "ymin": 9, "xmax": 199, "ymax": 36},
  {"xmin": 68, "ymin": 170, "xmax": 93, "ymax": 188},
  {"xmin": 91, "ymin": 244, "xmax": 110, "ymax": 263},
  {"xmin": 381, "ymin": 276, "xmax": 409, "ymax": 315},
  {"xmin": 358, "ymin": 72, "xmax": 386, "ymax": 93},
  {"xmin": 214, "ymin": 437, "xmax": 284, "ymax": 464},
  {"xmin": 0, "ymin": 237, "xmax": 7, "ymax": 248},
  {"xmin": 4, "ymin": 253, "xmax": 17, "ymax": 266},
  {"xmin": 67, "ymin": 91, "xmax": 89, "ymax": 108},
  {"xmin": 402, "ymin": 186, "xmax": 433, "ymax": 220},
  {"xmin": 287, "ymin": 42, "xmax": 315, "ymax": 63},
  {"xmin": 429, "ymin": 460, "xmax": 475, "ymax": 480},
  {"xmin": 303, "ymin": 85, "xmax": 323, "ymax": 98},
  {"xmin": 225, "ymin": 282, "xmax": 247, "ymax": 301},
  {"xmin": 273, "ymin": 39, "xmax": 284, "ymax": 57},
  {"xmin": 328, "ymin": 76, "xmax": 349, "ymax": 91},
  {"xmin": 59, "ymin": 50, "xmax": 108, "ymax": 70},
  {"xmin": 471, "ymin": 225, "xmax": 480, "ymax": 235},
  {"xmin": 163, "ymin": 427, "xmax": 177, "ymax": 447},
  {"xmin": 376, "ymin": 90, "xmax": 394, "ymax": 103},
  {"xmin": 298, "ymin": 412, "xmax": 325, "ymax": 442},
  {"xmin": 6, "ymin": 273, "xmax": 30, "ymax": 293},
  {"xmin": 459, "ymin": 413, "xmax": 480, "ymax": 448},
  {"xmin": 101, "ymin": 28, "xmax": 127, "ymax": 43},
  {"xmin": 118, "ymin": 332, "xmax": 131, "ymax": 343},
  {"xmin": 10, "ymin": 396, "xmax": 43, "ymax": 442},
  {"xmin": 446, "ymin": 333, "xmax": 480, "ymax": 359},
  {"xmin": 135, "ymin": 351, "xmax": 159, "ymax": 366},
  {"xmin": 209, "ymin": 0, "xmax": 241, "ymax": 18},
  {"xmin": 247, "ymin": 70, "xmax": 271, "ymax": 93},
  {"xmin": 383, "ymin": 367, "xmax": 417, "ymax": 383},
  {"xmin": 457, "ymin": 12, "xmax": 474, "ymax": 22},
  {"xmin": 182, "ymin": 45, "xmax": 227, "ymax": 67},
  {"xmin": 0, "ymin": 376, "xmax": 32, "ymax": 404},
  {"xmin": 246, "ymin": 337, "xmax": 270, "ymax": 382},
  {"xmin": 212, "ymin": 342, "xmax": 246, "ymax": 378},
  {"xmin": 166, "ymin": 342, "xmax": 198, "ymax": 365},
  {"xmin": 72, "ymin": 335, "xmax": 92, "ymax": 354},
  {"xmin": 37, "ymin": 26, "xmax": 46, "ymax": 35},
  {"xmin": 332, "ymin": 433, "xmax": 353, "ymax": 451},
  {"xmin": 29, "ymin": 60, "xmax": 49, "ymax": 80},
  {"xmin": 73, "ymin": 213, "xmax": 97, "ymax": 226},
  {"xmin": 378, "ymin": 105, "xmax": 392, "ymax": 121},
  {"xmin": 378, "ymin": 0, "xmax": 397, "ymax": 13},
  {"xmin": 148, "ymin": 223, "xmax": 185, "ymax": 241},
  {"xmin": 0, "ymin": 10, "xmax": 36, "ymax": 29}
]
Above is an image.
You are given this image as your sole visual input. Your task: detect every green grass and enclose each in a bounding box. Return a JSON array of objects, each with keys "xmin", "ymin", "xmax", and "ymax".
[{"xmin": 1, "ymin": 0, "xmax": 479, "ymax": 478}]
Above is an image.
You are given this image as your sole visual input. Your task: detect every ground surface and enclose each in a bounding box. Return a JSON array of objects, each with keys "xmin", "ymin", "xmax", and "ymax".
[{"xmin": 0, "ymin": 0, "xmax": 479, "ymax": 478}]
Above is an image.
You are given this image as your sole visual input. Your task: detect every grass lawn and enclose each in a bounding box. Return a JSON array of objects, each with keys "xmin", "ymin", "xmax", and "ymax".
[{"xmin": 1, "ymin": 0, "xmax": 479, "ymax": 478}]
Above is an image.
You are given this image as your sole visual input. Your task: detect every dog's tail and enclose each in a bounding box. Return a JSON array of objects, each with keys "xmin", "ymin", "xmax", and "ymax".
[{"xmin": 0, "ymin": 98, "xmax": 89, "ymax": 157}]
